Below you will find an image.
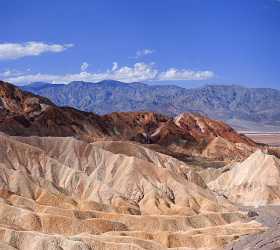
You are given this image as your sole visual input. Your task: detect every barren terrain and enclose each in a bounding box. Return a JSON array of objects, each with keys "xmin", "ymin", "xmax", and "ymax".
[
  {"xmin": 245, "ymin": 132, "xmax": 280, "ymax": 146},
  {"xmin": 1, "ymin": 81, "xmax": 280, "ymax": 249}
]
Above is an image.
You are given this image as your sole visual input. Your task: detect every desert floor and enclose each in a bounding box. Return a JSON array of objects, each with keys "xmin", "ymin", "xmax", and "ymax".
[{"xmin": 245, "ymin": 133, "xmax": 280, "ymax": 146}]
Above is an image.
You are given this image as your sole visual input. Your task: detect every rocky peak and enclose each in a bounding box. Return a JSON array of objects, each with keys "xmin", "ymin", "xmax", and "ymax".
[{"xmin": 0, "ymin": 81, "xmax": 52, "ymax": 116}]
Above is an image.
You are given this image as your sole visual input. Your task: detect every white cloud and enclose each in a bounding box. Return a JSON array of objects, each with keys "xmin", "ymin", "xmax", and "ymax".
[
  {"xmin": 157, "ymin": 68, "xmax": 215, "ymax": 81},
  {"xmin": 4, "ymin": 63, "xmax": 214, "ymax": 84},
  {"xmin": 135, "ymin": 49, "xmax": 155, "ymax": 58},
  {"xmin": 112, "ymin": 62, "xmax": 158, "ymax": 82},
  {"xmin": 0, "ymin": 70, "xmax": 15, "ymax": 77},
  {"xmin": 112, "ymin": 62, "xmax": 118, "ymax": 71},
  {"xmin": 0, "ymin": 42, "xmax": 73, "ymax": 60},
  {"xmin": 80, "ymin": 62, "xmax": 89, "ymax": 72},
  {"xmin": 0, "ymin": 69, "xmax": 25, "ymax": 78}
]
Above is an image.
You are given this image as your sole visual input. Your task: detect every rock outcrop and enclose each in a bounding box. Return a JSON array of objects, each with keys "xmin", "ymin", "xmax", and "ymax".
[
  {"xmin": 2, "ymin": 81, "xmax": 280, "ymax": 249},
  {"xmin": 0, "ymin": 81, "xmax": 257, "ymax": 161},
  {"xmin": 209, "ymin": 150, "xmax": 280, "ymax": 206},
  {"xmin": 0, "ymin": 134, "xmax": 265, "ymax": 249}
]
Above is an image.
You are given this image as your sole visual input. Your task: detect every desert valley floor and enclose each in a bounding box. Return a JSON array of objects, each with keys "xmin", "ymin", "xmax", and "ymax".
[
  {"xmin": 1, "ymin": 81, "xmax": 280, "ymax": 250},
  {"xmin": 245, "ymin": 133, "xmax": 280, "ymax": 147}
]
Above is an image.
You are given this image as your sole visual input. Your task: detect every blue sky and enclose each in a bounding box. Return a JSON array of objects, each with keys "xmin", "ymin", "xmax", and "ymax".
[{"xmin": 0, "ymin": 0, "xmax": 279, "ymax": 88}]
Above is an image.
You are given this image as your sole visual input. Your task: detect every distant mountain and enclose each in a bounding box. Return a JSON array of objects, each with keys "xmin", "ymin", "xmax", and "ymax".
[
  {"xmin": 22, "ymin": 82, "xmax": 54, "ymax": 91},
  {"xmin": 0, "ymin": 80, "xmax": 256, "ymax": 161},
  {"xmin": 21, "ymin": 80, "xmax": 280, "ymax": 131}
]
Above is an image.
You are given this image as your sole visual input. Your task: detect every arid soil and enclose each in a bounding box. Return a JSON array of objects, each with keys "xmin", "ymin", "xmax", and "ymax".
[
  {"xmin": 1, "ymin": 81, "xmax": 280, "ymax": 250},
  {"xmin": 0, "ymin": 134, "xmax": 266, "ymax": 250},
  {"xmin": 245, "ymin": 133, "xmax": 280, "ymax": 146}
]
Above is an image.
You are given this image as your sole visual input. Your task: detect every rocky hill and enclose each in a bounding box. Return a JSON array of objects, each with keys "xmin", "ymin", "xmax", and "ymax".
[
  {"xmin": 0, "ymin": 81, "xmax": 257, "ymax": 161},
  {"xmin": 2, "ymin": 80, "xmax": 280, "ymax": 249},
  {"xmin": 0, "ymin": 81, "xmax": 110, "ymax": 139},
  {"xmin": 21, "ymin": 80, "xmax": 280, "ymax": 131},
  {"xmin": 0, "ymin": 133, "xmax": 265, "ymax": 250},
  {"xmin": 209, "ymin": 150, "xmax": 280, "ymax": 206}
]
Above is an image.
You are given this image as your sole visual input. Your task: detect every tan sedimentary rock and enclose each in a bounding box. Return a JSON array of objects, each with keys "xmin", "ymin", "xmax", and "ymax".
[
  {"xmin": 0, "ymin": 134, "xmax": 265, "ymax": 249},
  {"xmin": 209, "ymin": 150, "xmax": 280, "ymax": 206}
]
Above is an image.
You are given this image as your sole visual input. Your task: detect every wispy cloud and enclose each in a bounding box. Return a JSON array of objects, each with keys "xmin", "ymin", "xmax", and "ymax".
[
  {"xmin": 135, "ymin": 49, "xmax": 155, "ymax": 58},
  {"xmin": 112, "ymin": 62, "xmax": 118, "ymax": 71},
  {"xmin": 157, "ymin": 68, "xmax": 215, "ymax": 81},
  {"xmin": 80, "ymin": 62, "xmax": 89, "ymax": 72},
  {"xmin": 4, "ymin": 62, "xmax": 215, "ymax": 84},
  {"xmin": 0, "ymin": 69, "xmax": 28, "ymax": 78},
  {"xmin": 0, "ymin": 42, "xmax": 73, "ymax": 60}
]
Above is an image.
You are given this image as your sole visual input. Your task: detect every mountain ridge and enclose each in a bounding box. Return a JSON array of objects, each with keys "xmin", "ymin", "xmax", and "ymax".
[
  {"xmin": 0, "ymin": 80, "xmax": 257, "ymax": 161},
  {"xmin": 1, "ymin": 80, "xmax": 278, "ymax": 250},
  {"xmin": 20, "ymin": 80, "xmax": 280, "ymax": 131}
]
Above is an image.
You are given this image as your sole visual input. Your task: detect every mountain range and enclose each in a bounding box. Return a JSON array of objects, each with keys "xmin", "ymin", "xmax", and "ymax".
[
  {"xmin": 1, "ymin": 80, "xmax": 280, "ymax": 249},
  {"xmin": 0, "ymin": 80, "xmax": 256, "ymax": 162},
  {"xmin": 21, "ymin": 80, "xmax": 280, "ymax": 132},
  {"xmin": 0, "ymin": 80, "xmax": 271, "ymax": 250}
]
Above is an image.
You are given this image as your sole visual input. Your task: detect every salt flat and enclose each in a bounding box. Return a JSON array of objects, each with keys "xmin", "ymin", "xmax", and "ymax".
[{"xmin": 245, "ymin": 133, "xmax": 280, "ymax": 146}]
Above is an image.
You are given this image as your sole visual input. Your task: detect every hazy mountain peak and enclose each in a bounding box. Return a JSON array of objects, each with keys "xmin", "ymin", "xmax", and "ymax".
[
  {"xmin": 19, "ymin": 80, "xmax": 280, "ymax": 131},
  {"xmin": 202, "ymin": 84, "xmax": 246, "ymax": 90}
]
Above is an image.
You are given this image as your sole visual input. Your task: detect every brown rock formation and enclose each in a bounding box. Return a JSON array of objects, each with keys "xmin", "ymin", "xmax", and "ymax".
[
  {"xmin": 0, "ymin": 81, "xmax": 257, "ymax": 161},
  {"xmin": 0, "ymin": 133, "xmax": 265, "ymax": 249}
]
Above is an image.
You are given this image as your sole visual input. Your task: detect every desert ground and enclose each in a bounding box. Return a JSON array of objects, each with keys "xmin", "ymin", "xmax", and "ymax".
[
  {"xmin": 1, "ymin": 81, "xmax": 280, "ymax": 249},
  {"xmin": 245, "ymin": 132, "xmax": 280, "ymax": 146}
]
